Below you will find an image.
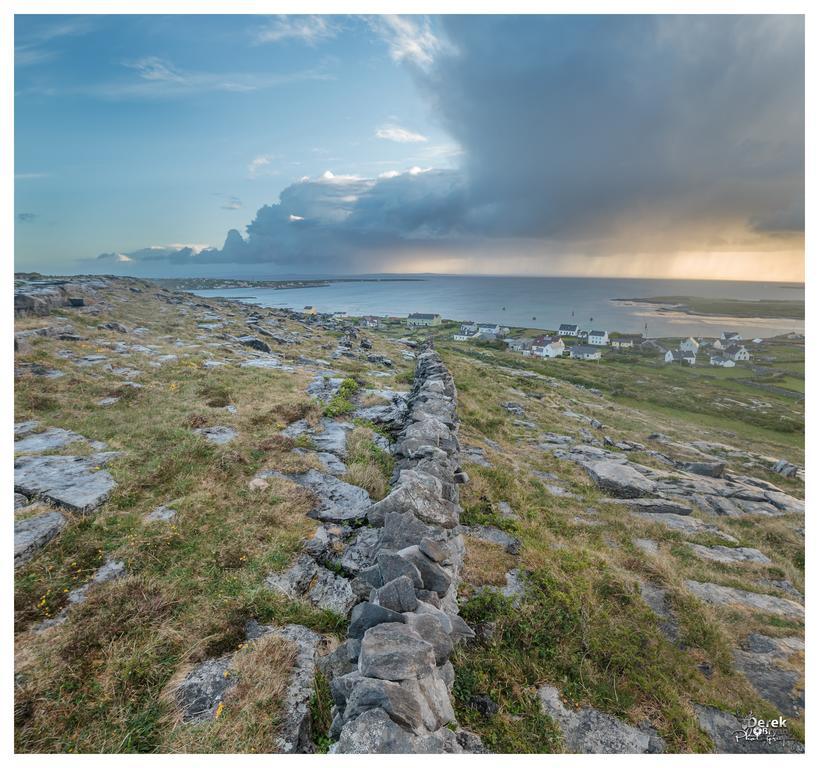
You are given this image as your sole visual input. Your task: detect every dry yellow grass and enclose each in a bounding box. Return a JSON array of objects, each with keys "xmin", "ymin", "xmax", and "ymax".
[
  {"xmin": 461, "ymin": 537, "xmax": 517, "ymax": 587},
  {"xmin": 163, "ymin": 634, "xmax": 298, "ymax": 753}
]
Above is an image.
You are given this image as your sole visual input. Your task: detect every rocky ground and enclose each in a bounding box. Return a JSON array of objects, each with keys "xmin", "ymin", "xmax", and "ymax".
[{"xmin": 13, "ymin": 275, "xmax": 804, "ymax": 753}]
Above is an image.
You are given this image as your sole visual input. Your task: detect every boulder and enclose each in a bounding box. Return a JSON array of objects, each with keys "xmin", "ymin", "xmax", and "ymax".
[
  {"xmin": 397, "ymin": 546, "xmax": 452, "ymax": 597},
  {"xmin": 402, "ymin": 612, "xmax": 453, "ymax": 665},
  {"xmin": 331, "ymin": 707, "xmax": 459, "ymax": 753},
  {"xmin": 377, "ymin": 551, "xmax": 423, "ymax": 588},
  {"xmin": 613, "ymin": 497, "xmax": 692, "ymax": 515},
  {"xmin": 680, "ymin": 460, "xmax": 726, "ymax": 478},
  {"xmin": 280, "ymin": 469, "xmax": 371, "ymax": 523},
  {"xmin": 348, "ymin": 601, "xmax": 405, "ymax": 640},
  {"xmin": 358, "ymin": 623, "xmax": 436, "ymax": 681},
  {"xmin": 268, "ymin": 624, "xmax": 324, "ymax": 753},
  {"xmin": 237, "ymin": 335, "xmax": 272, "ymax": 353},
  {"xmin": 584, "ymin": 460, "xmax": 657, "ymax": 498},
  {"xmin": 374, "ymin": 576, "xmax": 419, "ymax": 613},
  {"xmin": 368, "ymin": 483, "xmax": 460, "ymax": 529}
]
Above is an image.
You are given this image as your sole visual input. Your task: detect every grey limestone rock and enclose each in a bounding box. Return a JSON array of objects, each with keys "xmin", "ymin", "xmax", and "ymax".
[
  {"xmin": 538, "ymin": 684, "xmax": 662, "ymax": 753},
  {"xmin": 14, "ymin": 452, "xmax": 118, "ymax": 513},
  {"xmin": 584, "ymin": 460, "xmax": 657, "ymax": 498},
  {"xmin": 348, "ymin": 601, "xmax": 405, "ymax": 640},
  {"xmin": 194, "ymin": 425, "xmax": 237, "ymax": 445},
  {"xmin": 14, "ymin": 510, "xmax": 67, "ymax": 567},
  {"xmin": 694, "ymin": 705, "xmax": 802, "ymax": 753},
  {"xmin": 685, "ymin": 580, "xmax": 804, "ymax": 620},
  {"xmin": 358, "ymin": 622, "xmax": 436, "ymax": 681},
  {"xmin": 688, "ymin": 544, "xmax": 771, "ymax": 565}
]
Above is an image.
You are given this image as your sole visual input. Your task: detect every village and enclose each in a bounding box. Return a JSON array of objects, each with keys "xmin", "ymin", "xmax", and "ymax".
[{"xmin": 330, "ymin": 309, "xmax": 763, "ymax": 368}]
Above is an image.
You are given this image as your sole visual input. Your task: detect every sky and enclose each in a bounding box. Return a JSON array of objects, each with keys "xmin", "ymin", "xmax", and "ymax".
[{"xmin": 14, "ymin": 14, "xmax": 805, "ymax": 281}]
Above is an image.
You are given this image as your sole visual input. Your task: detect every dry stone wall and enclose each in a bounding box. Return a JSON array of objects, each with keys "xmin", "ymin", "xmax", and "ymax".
[{"xmin": 319, "ymin": 343, "xmax": 483, "ymax": 753}]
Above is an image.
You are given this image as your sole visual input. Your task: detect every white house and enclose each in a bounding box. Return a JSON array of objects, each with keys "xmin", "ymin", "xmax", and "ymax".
[
  {"xmin": 588, "ymin": 330, "xmax": 609, "ymax": 346},
  {"xmin": 453, "ymin": 323, "xmax": 479, "ymax": 341},
  {"xmin": 476, "ymin": 323, "xmax": 501, "ymax": 338},
  {"xmin": 558, "ymin": 323, "xmax": 579, "ymax": 337},
  {"xmin": 611, "ymin": 334, "xmax": 643, "ymax": 349},
  {"xmin": 531, "ymin": 334, "xmax": 553, "ymax": 356},
  {"xmin": 359, "ymin": 316, "xmax": 380, "ymax": 329},
  {"xmin": 665, "ymin": 350, "xmax": 696, "ymax": 365},
  {"xmin": 680, "ymin": 337, "xmax": 700, "ymax": 353},
  {"xmin": 710, "ymin": 355, "xmax": 736, "ymax": 368},
  {"xmin": 724, "ymin": 344, "xmax": 751, "ymax": 362},
  {"xmin": 570, "ymin": 345, "xmax": 601, "ymax": 361},
  {"xmin": 407, "ymin": 313, "xmax": 442, "ymax": 327},
  {"xmin": 504, "ymin": 337, "xmax": 532, "ymax": 352},
  {"xmin": 531, "ymin": 335, "xmax": 565, "ymax": 358},
  {"xmin": 721, "ymin": 331, "xmax": 742, "ymax": 342},
  {"xmin": 542, "ymin": 340, "xmax": 566, "ymax": 358}
]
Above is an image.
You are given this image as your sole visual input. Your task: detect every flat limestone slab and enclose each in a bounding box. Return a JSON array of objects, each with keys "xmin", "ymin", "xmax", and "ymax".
[
  {"xmin": 688, "ymin": 544, "xmax": 771, "ymax": 565},
  {"xmin": 632, "ymin": 512, "xmax": 738, "ymax": 543},
  {"xmin": 14, "ymin": 427, "xmax": 86, "ymax": 454},
  {"xmin": 14, "ymin": 452, "xmax": 118, "ymax": 513},
  {"xmin": 584, "ymin": 460, "xmax": 656, "ymax": 498},
  {"xmin": 685, "ymin": 580, "xmax": 804, "ymax": 620},
  {"xmin": 14, "ymin": 510, "xmax": 67, "ymax": 567},
  {"xmin": 538, "ymin": 684, "xmax": 663, "ymax": 753}
]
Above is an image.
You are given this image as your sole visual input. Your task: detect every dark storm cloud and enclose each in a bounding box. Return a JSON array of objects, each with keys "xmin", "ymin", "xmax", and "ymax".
[
  {"xmin": 139, "ymin": 168, "xmax": 469, "ymax": 270},
  {"xmin": 107, "ymin": 15, "xmax": 804, "ymax": 271},
  {"xmin": 421, "ymin": 14, "xmax": 804, "ymax": 243}
]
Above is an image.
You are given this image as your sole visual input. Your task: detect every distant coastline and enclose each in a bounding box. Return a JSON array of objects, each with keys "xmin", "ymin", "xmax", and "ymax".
[
  {"xmin": 153, "ymin": 276, "xmax": 425, "ymax": 292},
  {"xmin": 613, "ymin": 295, "xmax": 805, "ymax": 321}
]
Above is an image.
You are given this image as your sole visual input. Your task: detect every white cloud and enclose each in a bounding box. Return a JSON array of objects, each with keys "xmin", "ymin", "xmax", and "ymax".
[
  {"xmin": 375, "ymin": 124, "xmax": 428, "ymax": 143},
  {"xmin": 25, "ymin": 57, "xmax": 334, "ymax": 100},
  {"xmin": 220, "ymin": 195, "xmax": 242, "ymax": 210},
  {"xmin": 247, "ymin": 155, "xmax": 278, "ymax": 178},
  {"xmin": 255, "ymin": 15, "xmax": 337, "ymax": 46},
  {"xmin": 125, "ymin": 56, "xmax": 185, "ymax": 83},
  {"xmin": 15, "ymin": 18, "xmax": 94, "ymax": 68},
  {"xmin": 367, "ymin": 15, "xmax": 446, "ymax": 68}
]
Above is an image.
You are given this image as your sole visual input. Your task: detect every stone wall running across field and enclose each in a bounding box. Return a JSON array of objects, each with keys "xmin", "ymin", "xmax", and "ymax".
[{"xmin": 319, "ymin": 343, "xmax": 483, "ymax": 753}]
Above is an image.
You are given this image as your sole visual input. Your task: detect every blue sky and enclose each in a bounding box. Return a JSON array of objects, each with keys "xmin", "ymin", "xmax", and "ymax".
[{"xmin": 15, "ymin": 14, "xmax": 804, "ymax": 280}]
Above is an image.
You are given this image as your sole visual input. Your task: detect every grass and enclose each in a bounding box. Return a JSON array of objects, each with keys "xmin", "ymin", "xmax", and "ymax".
[
  {"xmin": 13, "ymin": 284, "xmax": 371, "ymax": 752},
  {"xmin": 162, "ymin": 634, "xmax": 298, "ymax": 753},
  {"xmin": 342, "ymin": 426, "xmax": 395, "ymax": 500},
  {"xmin": 442, "ymin": 338, "xmax": 804, "ymax": 752},
  {"xmin": 14, "ymin": 278, "xmax": 804, "ymax": 753},
  {"xmin": 323, "ymin": 378, "xmax": 358, "ymax": 417}
]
